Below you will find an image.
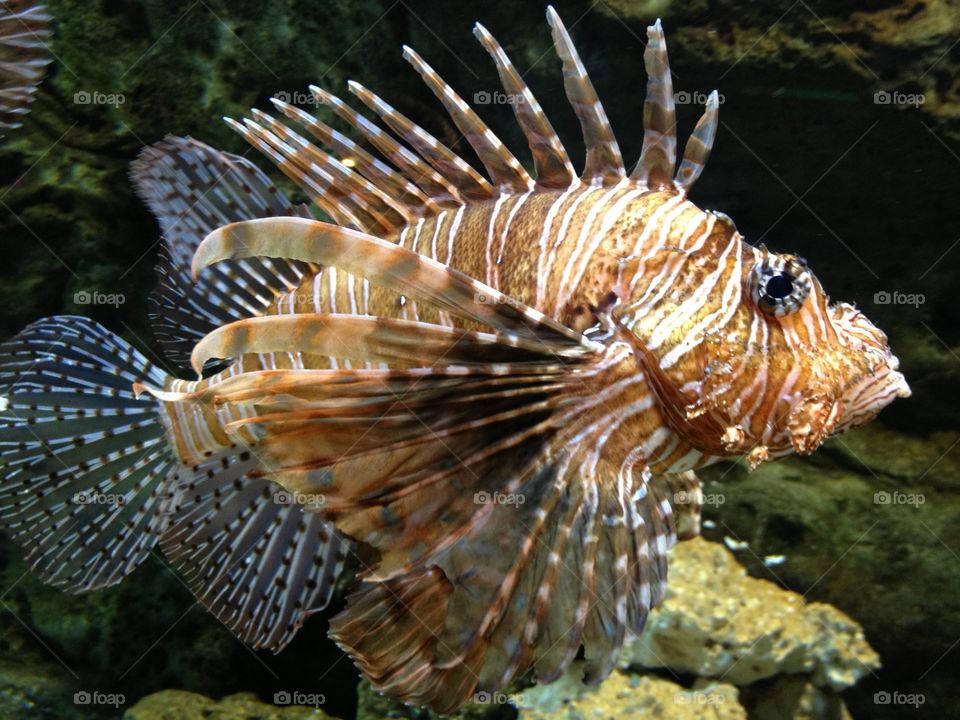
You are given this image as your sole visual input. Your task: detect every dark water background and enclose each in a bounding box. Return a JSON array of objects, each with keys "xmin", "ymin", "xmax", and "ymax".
[{"xmin": 1, "ymin": 1, "xmax": 957, "ymax": 718}]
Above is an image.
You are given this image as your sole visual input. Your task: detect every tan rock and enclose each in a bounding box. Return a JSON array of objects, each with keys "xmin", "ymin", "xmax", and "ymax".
[
  {"xmin": 748, "ymin": 675, "xmax": 853, "ymax": 720},
  {"xmin": 123, "ymin": 690, "xmax": 332, "ymax": 720},
  {"xmin": 620, "ymin": 537, "xmax": 879, "ymax": 688},
  {"xmin": 514, "ymin": 665, "xmax": 745, "ymax": 720}
]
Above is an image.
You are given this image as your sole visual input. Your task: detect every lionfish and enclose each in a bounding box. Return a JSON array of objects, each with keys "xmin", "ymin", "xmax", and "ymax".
[
  {"xmin": 0, "ymin": 6, "xmax": 908, "ymax": 712},
  {"xmin": 0, "ymin": 0, "xmax": 51, "ymax": 133}
]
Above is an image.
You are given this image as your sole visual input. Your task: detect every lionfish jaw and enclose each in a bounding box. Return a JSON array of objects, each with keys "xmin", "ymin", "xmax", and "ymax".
[{"xmin": 786, "ymin": 394, "xmax": 843, "ymax": 455}]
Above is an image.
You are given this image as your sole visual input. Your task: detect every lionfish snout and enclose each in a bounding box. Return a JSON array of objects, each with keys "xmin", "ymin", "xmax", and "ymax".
[{"xmin": 829, "ymin": 303, "xmax": 911, "ymax": 433}]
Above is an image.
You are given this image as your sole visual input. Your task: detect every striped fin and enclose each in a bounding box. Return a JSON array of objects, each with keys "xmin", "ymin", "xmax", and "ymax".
[
  {"xmin": 675, "ymin": 90, "xmax": 719, "ymax": 191},
  {"xmin": 269, "ymin": 97, "xmax": 431, "ymax": 220},
  {"xmin": 164, "ymin": 260, "xmax": 675, "ymax": 710},
  {"xmin": 193, "ymin": 217, "xmax": 594, "ymax": 346},
  {"xmin": 312, "ymin": 85, "xmax": 462, "ymax": 207},
  {"xmin": 348, "ymin": 80, "xmax": 496, "ymax": 201},
  {"xmin": 242, "ymin": 108, "xmax": 408, "ymax": 235},
  {"xmin": 248, "ymin": 363, "xmax": 671, "ymax": 710},
  {"xmin": 546, "ymin": 6, "xmax": 625, "ymax": 186},
  {"xmin": 631, "ymin": 20, "xmax": 676, "ymax": 189},
  {"xmin": 0, "ymin": 0, "xmax": 51, "ymax": 133},
  {"xmin": 159, "ymin": 450, "xmax": 347, "ymax": 652},
  {"xmin": 191, "ymin": 314, "xmax": 587, "ymax": 376},
  {"xmin": 473, "ymin": 22, "xmax": 576, "ymax": 190},
  {"xmin": 0, "ymin": 317, "xmax": 176, "ymax": 592},
  {"xmin": 133, "ymin": 136, "xmax": 350, "ymax": 650},
  {"xmin": 402, "ymin": 45, "xmax": 533, "ymax": 194},
  {"xmin": 131, "ymin": 135, "xmax": 316, "ymax": 367}
]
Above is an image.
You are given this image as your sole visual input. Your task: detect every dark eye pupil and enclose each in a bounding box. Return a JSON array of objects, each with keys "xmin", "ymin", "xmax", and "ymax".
[{"xmin": 765, "ymin": 273, "xmax": 794, "ymax": 300}]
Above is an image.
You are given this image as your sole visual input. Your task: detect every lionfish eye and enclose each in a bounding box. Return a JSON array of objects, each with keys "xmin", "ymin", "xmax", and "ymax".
[{"xmin": 750, "ymin": 252, "xmax": 811, "ymax": 317}]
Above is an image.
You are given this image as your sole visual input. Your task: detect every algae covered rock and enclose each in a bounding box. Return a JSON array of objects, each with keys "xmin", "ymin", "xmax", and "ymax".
[
  {"xmin": 124, "ymin": 689, "xmax": 332, "ymax": 720},
  {"xmin": 620, "ymin": 537, "xmax": 879, "ymax": 689},
  {"xmin": 514, "ymin": 666, "xmax": 745, "ymax": 720}
]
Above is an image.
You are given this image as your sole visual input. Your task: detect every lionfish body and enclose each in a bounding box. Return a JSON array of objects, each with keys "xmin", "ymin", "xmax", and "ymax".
[{"xmin": 0, "ymin": 7, "xmax": 908, "ymax": 712}]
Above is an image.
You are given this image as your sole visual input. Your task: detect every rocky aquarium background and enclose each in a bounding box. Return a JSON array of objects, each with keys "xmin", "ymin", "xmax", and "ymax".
[{"xmin": 1, "ymin": 0, "xmax": 958, "ymax": 718}]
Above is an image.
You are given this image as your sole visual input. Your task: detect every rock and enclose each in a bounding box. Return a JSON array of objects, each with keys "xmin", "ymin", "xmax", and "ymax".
[
  {"xmin": 0, "ymin": 656, "xmax": 83, "ymax": 720},
  {"xmin": 743, "ymin": 675, "xmax": 853, "ymax": 720},
  {"xmin": 124, "ymin": 689, "xmax": 332, "ymax": 720},
  {"xmin": 513, "ymin": 665, "xmax": 745, "ymax": 720},
  {"xmin": 356, "ymin": 678, "xmax": 504, "ymax": 720},
  {"xmin": 620, "ymin": 537, "xmax": 879, "ymax": 689}
]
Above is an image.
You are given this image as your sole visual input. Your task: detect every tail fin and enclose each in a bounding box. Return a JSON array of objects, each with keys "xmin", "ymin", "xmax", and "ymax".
[{"xmin": 0, "ymin": 316, "xmax": 176, "ymax": 593}]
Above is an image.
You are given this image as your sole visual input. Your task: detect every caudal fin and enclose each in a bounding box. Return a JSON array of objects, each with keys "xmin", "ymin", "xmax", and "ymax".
[{"xmin": 0, "ymin": 316, "xmax": 177, "ymax": 593}]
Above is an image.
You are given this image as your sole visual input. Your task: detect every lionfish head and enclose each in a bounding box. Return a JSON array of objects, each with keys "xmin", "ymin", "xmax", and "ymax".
[{"xmin": 616, "ymin": 219, "xmax": 910, "ymax": 468}]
